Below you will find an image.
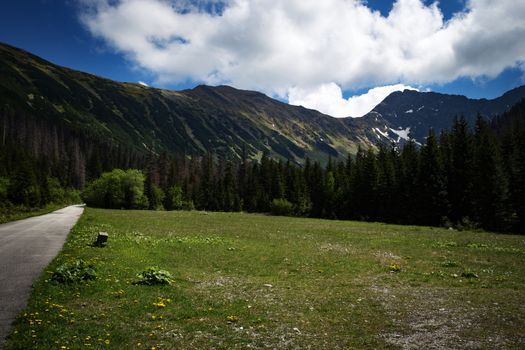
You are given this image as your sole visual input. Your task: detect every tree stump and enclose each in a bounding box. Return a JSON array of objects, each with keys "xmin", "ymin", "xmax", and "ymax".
[{"xmin": 95, "ymin": 232, "xmax": 108, "ymax": 247}]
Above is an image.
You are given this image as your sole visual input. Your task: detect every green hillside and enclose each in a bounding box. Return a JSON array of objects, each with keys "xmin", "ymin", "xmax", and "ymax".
[{"xmin": 0, "ymin": 43, "xmax": 368, "ymax": 163}]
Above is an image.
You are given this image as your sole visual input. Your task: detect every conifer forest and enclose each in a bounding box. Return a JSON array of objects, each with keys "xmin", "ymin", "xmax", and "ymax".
[{"xmin": 2, "ymin": 100, "xmax": 524, "ymax": 233}]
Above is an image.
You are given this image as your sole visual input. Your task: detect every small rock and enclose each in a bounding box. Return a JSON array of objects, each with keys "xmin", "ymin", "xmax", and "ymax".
[{"xmin": 263, "ymin": 284, "xmax": 273, "ymax": 288}]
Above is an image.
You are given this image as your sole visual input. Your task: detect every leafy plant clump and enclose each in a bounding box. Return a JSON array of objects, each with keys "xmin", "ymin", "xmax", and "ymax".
[
  {"xmin": 441, "ymin": 260, "xmax": 460, "ymax": 268},
  {"xmin": 270, "ymin": 198, "xmax": 294, "ymax": 216},
  {"xmin": 432, "ymin": 241, "xmax": 458, "ymax": 248},
  {"xmin": 134, "ymin": 267, "xmax": 174, "ymax": 285},
  {"xmin": 51, "ymin": 259, "xmax": 97, "ymax": 284}
]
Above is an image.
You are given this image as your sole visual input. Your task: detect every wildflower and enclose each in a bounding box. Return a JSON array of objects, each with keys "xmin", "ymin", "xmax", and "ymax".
[
  {"xmin": 226, "ymin": 315, "xmax": 239, "ymax": 322},
  {"xmin": 389, "ymin": 263, "xmax": 401, "ymax": 272}
]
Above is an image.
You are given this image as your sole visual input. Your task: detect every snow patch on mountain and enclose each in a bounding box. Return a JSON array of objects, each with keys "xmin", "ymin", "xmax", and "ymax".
[
  {"xmin": 390, "ymin": 127, "xmax": 411, "ymax": 142},
  {"xmin": 373, "ymin": 127, "xmax": 389, "ymax": 139}
]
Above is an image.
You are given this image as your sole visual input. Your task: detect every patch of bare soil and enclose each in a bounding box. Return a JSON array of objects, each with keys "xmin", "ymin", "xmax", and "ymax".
[{"xmin": 372, "ymin": 286, "xmax": 525, "ymax": 349}]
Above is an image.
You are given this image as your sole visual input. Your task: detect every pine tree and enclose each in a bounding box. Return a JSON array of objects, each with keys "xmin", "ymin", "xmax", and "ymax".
[
  {"xmin": 416, "ymin": 129, "xmax": 448, "ymax": 226},
  {"xmin": 376, "ymin": 144, "xmax": 397, "ymax": 222},
  {"xmin": 351, "ymin": 148, "xmax": 378, "ymax": 220},
  {"xmin": 308, "ymin": 161, "xmax": 325, "ymax": 217},
  {"xmin": 446, "ymin": 116, "xmax": 474, "ymax": 224},
  {"xmin": 509, "ymin": 116, "xmax": 525, "ymax": 231},
  {"xmin": 472, "ymin": 116, "xmax": 510, "ymax": 231},
  {"xmin": 398, "ymin": 140, "xmax": 419, "ymax": 223}
]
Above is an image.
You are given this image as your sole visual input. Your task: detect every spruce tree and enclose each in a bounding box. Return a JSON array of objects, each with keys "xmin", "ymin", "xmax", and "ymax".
[
  {"xmin": 398, "ymin": 140, "xmax": 419, "ymax": 223},
  {"xmin": 376, "ymin": 144, "xmax": 397, "ymax": 222},
  {"xmin": 416, "ymin": 129, "xmax": 448, "ymax": 226},
  {"xmin": 472, "ymin": 115, "xmax": 510, "ymax": 231},
  {"xmin": 447, "ymin": 116, "xmax": 474, "ymax": 225},
  {"xmin": 509, "ymin": 117, "xmax": 525, "ymax": 231}
]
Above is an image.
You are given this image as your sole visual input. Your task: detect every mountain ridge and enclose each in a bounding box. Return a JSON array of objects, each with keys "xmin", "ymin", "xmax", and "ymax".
[
  {"xmin": 0, "ymin": 42, "xmax": 369, "ymax": 162},
  {"xmin": 1, "ymin": 41, "xmax": 525, "ymax": 163},
  {"xmin": 357, "ymin": 85, "xmax": 525, "ymax": 144}
]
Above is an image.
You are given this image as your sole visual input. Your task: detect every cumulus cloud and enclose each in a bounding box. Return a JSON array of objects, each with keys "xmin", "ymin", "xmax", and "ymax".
[
  {"xmin": 79, "ymin": 0, "xmax": 525, "ymax": 115},
  {"xmin": 289, "ymin": 83, "xmax": 418, "ymax": 118}
]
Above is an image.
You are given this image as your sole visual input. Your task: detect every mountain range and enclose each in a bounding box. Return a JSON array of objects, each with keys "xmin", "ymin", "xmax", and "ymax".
[
  {"xmin": 357, "ymin": 86, "xmax": 525, "ymax": 145},
  {"xmin": 1, "ymin": 42, "xmax": 524, "ymax": 163}
]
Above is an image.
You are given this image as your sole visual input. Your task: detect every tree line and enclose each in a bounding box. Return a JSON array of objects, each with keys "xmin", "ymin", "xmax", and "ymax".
[
  {"xmin": 84, "ymin": 101, "xmax": 525, "ymax": 233},
  {"xmin": 2, "ymin": 100, "xmax": 525, "ymax": 233},
  {"xmin": 0, "ymin": 106, "xmax": 147, "ymax": 213}
]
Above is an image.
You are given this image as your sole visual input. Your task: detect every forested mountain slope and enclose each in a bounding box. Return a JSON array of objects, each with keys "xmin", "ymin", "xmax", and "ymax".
[{"xmin": 0, "ymin": 43, "xmax": 371, "ymax": 165}]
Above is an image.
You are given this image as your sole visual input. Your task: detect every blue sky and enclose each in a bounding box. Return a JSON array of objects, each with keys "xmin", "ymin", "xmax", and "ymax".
[{"xmin": 1, "ymin": 1, "xmax": 524, "ymax": 117}]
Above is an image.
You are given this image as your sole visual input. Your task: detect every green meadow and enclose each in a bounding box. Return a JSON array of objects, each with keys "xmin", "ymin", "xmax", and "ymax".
[{"xmin": 5, "ymin": 209, "xmax": 525, "ymax": 349}]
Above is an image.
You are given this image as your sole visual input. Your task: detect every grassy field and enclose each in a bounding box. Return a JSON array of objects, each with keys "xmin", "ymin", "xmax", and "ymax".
[
  {"xmin": 0, "ymin": 204, "xmax": 66, "ymax": 225},
  {"xmin": 5, "ymin": 209, "xmax": 525, "ymax": 349}
]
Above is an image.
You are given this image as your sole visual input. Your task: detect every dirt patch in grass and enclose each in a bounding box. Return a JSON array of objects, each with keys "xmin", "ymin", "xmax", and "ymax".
[
  {"xmin": 374, "ymin": 285, "xmax": 525, "ymax": 349},
  {"xmin": 318, "ymin": 242, "xmax": 353, "ymax": 255}
]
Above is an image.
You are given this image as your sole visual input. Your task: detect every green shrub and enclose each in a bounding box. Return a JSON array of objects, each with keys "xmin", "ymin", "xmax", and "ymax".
[
  {"xmin": 48, "ymin": 177, "xmax": 66, "ymax": 203},
  {"xmin": 182, "ymin": 200, "xmax": 195, "ymax": 211},
  {"xmin": 8, "ymin": 160, "xmax": 41, "ymax": 207},
  {"xmin": 134, "ymin": 267, "xmax": 174, "ymax": 285},
  {"xmin": 147, "ymin": 184, "xmax": 165, "ymax": 210},
  {"xmin": 441, "ymin": 260, "xmax": 460, "ymax": 268},
  {"xmin": 270, "ymin": 198, "xmax": 294, "ymax": 216},
  {"xmin": 0, "ymin": 177, "xmax": 10, "ymax": 203},
  {"xmin": 51, "ymin": 259, "xmax": 97, "ymax": 284},
  {"xmin": 164, "ymin": 185, "xmax": 184, "ymax": 210},
  {"xmin": 432, "ymin": 241, "xmax": 458, "ymax": 248},
  {"xmin": 82, "ymin": 169, "xmax": 149, "ymax": 209}
]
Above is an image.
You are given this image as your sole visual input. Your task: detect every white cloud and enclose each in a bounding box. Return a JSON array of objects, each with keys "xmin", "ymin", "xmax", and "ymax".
[
  {"xmin": 80, "ymin": 0, "xmax": 525, "ymax": 103},
  {"xmin": 138, "ymin": 81, "xmax": 149, "ymax": 86},
  {"xmin": 288, "ymin": 83, "xmax": 418, "ymax": 118}
]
